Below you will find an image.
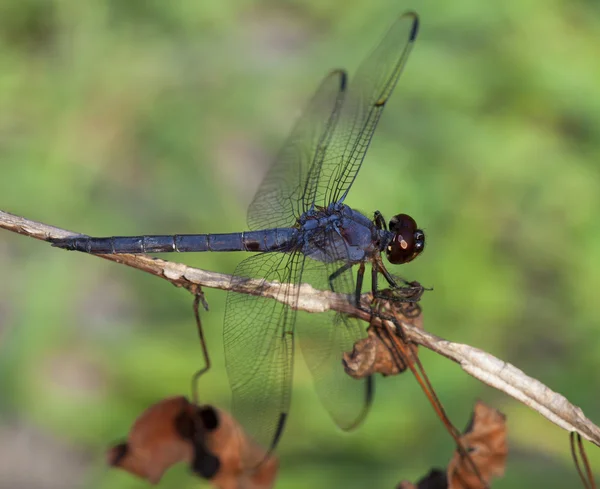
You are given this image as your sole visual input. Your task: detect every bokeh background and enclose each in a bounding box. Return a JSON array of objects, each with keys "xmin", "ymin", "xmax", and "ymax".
[{"xmin": 1, "ymin": 0, "xmax": 600, "ymax": 488}]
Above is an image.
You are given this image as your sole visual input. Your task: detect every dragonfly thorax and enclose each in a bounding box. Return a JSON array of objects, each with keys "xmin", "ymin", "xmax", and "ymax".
[{"xmin": 298, "ymin": 204, "xmax": 379, "ymax": 264}]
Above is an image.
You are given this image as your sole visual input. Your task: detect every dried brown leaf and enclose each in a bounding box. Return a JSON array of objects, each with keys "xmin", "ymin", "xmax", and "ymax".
[
  {"xmin": 107, "ymin": 396, "xmax": 209, "ymax": 484},
  {"xmin": 107, "ymin": 396, "xmax": 278, "ymax": 489},
  {"xmin": 344, "ymin": 299, "xmax": 422, "ymax": 378},
  {"xmin": 398, "ymin": 402, "xmax": 507, "ymax": 489},
  {"xmin": 447, "ymin": 401, "xmax": 507, "ymax": 489},
  {"xmin": 200, "ymin": 405, "xmax": 279, "ymax": 489}
]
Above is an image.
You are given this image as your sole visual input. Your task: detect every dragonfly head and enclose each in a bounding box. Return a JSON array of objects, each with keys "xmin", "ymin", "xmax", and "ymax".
[{"xmin": 385, "ymin": 213, "xmax": 425, "ymax": 264}]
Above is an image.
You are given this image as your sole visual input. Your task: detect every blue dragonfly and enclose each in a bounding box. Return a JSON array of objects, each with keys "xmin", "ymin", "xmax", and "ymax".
[{"xmin": 53, "ymin": 12, "xmax": 425, "ymax": 453}]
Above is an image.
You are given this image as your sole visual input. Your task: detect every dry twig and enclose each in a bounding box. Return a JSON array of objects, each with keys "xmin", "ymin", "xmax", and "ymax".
[{"xmin": 2, "ymin": 209, "xmax": 599, "ymax": 447}]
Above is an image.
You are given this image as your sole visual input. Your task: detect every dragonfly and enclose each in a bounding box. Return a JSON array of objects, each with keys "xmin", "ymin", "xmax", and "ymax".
[{"xmin": 53, "ymin": 12, "xmax": 425, "ymax": 454}]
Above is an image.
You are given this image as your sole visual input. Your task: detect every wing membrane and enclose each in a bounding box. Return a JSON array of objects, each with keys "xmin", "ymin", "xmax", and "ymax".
[
  {"xmin": 324, "ymin": 12, "xmax": 419, "ymax": 205},
  {"xmin": 248, "ymin": 13, "xmax": 418, "ymax": 226},
  {"xmin": 226, "ymin": 11, "xmax": 419, "ymax": 452},
  {"xmin": 247, "ymin": 71, "xmax": 346, "ymax": 230},
  {"xmin": 298, "ymin": 236, "xmax": 373, "ymax": 430},
  {"xmin": 223, "ymin": 251, "xmax": 302, "ymax": 453}
]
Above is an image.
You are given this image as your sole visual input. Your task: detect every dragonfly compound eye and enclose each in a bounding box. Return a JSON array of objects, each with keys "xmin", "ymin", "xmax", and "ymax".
[{"xmin": 386, "ymin": 213, "xmax": 425, "ymax": 264}]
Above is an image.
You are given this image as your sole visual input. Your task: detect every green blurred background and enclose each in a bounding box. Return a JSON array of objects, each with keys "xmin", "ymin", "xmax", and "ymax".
[{"xmin": 1, "ymin": 0, "xmax": 600, "ymax": 487}]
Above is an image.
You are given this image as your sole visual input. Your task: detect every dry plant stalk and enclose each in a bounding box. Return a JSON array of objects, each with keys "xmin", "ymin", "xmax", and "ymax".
[
  {"xmin": 350, "ymin": 296, "xmax": 493, "ymax": 488},
  {"xmin": 1, "ymin": 209, "xmax": 599, "ymax": 448},
  {"xmin": 570, "ymin": 432, "xmax": 597, "ymax": 489}
]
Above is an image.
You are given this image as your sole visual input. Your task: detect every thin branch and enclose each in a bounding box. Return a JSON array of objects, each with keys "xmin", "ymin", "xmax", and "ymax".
[{"xmin": 2, "ymin": 209, "xmax": 600, "ymax": 447}]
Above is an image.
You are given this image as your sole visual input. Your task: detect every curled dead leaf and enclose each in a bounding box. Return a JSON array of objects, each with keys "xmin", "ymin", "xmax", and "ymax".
[
  {"xmin": 447, "ymin": 401, "xmax": 507, "ymax": 488},
  {"xmin": 343, "ymin": 298, "xmax": 422, "ymax": 378},
  {"xmin": 343, "ymin": 325, "xmax": 415, "ymax": 377},
  {"xmin": 200, "ymin": 405, "xmax": 279, "ymax": 489},
  {"xmin": 108, "ymin": 396, "xmax": 278, "ymax": 489},
  {"xmin": 107, "ymin": 396, "xmax": 218, "ymax": 484},
  {"xmin": 398, "ymin": 401, "xmax": 507, "ymax": 489}
]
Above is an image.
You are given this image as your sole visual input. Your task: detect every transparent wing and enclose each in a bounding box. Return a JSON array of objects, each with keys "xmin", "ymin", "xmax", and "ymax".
[
  {"xmin": 322, "ymin": 12, "xmax": 419, "ymax": 205},
  {"xmin": 247, "ymin": 70, "xmax": 347, "ymax": 230},
  {"xmin": 248, "ymin": 12, "xmax": 419, "ymax": 228},
  {"xmin": 298, "ymin": 237, "xmax": 373, "ymax": 431},
  {"xmin": 223, "ymin": 251, "xmax": 303, "ymax": 453}
]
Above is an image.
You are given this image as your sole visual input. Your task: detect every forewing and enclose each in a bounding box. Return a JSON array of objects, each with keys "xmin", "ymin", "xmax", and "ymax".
[
  {"xmin": 247, "ymin": 70, "xmax": 347, "ymax": 230},
  {"xmin": 223, "ymin": 251, "xmax": 303, "ymax": 454},
  {"xmin": 298, "ymin": 241, "xmax": 373, "ymax": 431},
  {"xmin": 322, "ymin": 12, "xmax": 419, "ymax": 205}
]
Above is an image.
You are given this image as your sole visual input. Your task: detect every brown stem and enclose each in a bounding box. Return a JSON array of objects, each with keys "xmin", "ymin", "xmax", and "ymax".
[{"xmin": 2, "ymin": 209, "xmax": 600, "ymax": 447}]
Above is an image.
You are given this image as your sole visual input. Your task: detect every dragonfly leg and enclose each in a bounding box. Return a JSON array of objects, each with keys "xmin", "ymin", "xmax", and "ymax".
[
  {"xmin": 355, "ymin": 262, "xmax": 366, "ymax": 307},
  {"xmin": 373, "ymin": 259, "xmax": 413, "ymax": 296},
  {"xmin": 371, "ymin": 259, "xmax": 380, "ymax": 296},
  {"xmin": 373, "ymin": 210, "xmax": 387, "ymax": 230},
  {"xmin": 378, "ymin": 260, "xmax": 398, "ymax": 288},
  {"xmin": 378, "ymin": 257, "xmax": 418, "ymax": 289},
  {"xmin": 372, "ymin": 256, "xmax": 424, "ymax": 303}
]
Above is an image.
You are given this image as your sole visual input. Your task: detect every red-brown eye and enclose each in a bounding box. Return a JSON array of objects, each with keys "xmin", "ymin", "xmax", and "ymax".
[{"xmin": 386, "ymin": 213, "xmax": 425, "ymax": 264}]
